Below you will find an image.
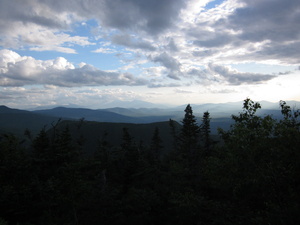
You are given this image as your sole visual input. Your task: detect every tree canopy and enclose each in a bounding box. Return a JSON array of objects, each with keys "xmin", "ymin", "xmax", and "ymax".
[{"xmin": 0, "ymin": 98, "xmax": 299, "ymax": 225}]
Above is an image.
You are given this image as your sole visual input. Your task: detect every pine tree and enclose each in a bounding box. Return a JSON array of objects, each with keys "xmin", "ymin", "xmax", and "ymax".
[
  {"xmin": 169, "ymin": 119, "xmax": 179, "ymax": 151},
  {"xmin": 149, "ymin": 127, "xmax": 163, "ymax": 163},
  {"xmin": 32, "ymin": 127, "xmax": 50, "ymax": 160},
  {"xmin": 200, "ymin": 111, "xmax": 211, "ymax": 155},
  {"xmin": 121, "ymin": 128, "xmax": 139, "ymax": 193},
  {"xmin": 180, "ymin": 104, "xmax": 199, "ymax": 156}
]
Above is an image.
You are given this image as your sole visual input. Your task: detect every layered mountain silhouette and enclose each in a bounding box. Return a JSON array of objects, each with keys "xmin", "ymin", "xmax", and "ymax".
[{"xmin": 1, "ymin": 100, "xmax": 298, "ymax": 138}]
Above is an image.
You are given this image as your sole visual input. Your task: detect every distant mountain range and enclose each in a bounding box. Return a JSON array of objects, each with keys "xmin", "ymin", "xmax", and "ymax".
[
  {"xmin": 1, "ymin": 100, "xmax": 299, "ymax": 137},
  {"xmin": 27, "ymin": 100, "xmax": 173, "ymax": 110},
  {"xmin": 0, "ymin": 105, "xmax": 59, "ymax": 136}
]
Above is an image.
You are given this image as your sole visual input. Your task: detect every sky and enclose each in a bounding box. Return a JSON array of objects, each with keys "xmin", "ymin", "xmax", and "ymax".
[{"xmin": 0, "ymin": 0, "xmax": 300, "ymax": 109}]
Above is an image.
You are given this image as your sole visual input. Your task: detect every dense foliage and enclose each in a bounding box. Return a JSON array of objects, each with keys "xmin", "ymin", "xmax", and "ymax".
[{"xmin": 0, "ymin": 98, "xmax": 299, "ymax": 225}]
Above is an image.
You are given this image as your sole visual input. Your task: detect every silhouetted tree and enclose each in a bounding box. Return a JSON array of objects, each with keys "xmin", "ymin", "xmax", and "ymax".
[
  {"xmin": 149, "ymin": 127, "xmax": 163, "ymax": 163},
  {"xmin": 200, "ymin": 111, "xmax": 211, "ymax": 155},
  {"xmin": 180, "ymin": 104, "xmax": 199, "ymax": 158},
  {"xmin": 121, "ymin": 128, "xmax": 139, "ymax": 192}
]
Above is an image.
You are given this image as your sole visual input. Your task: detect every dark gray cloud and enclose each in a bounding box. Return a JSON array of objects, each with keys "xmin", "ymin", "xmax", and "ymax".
[
  {"xmin": 1, "ymin": 0, "xmax": 299, "ymax": 88},
  {"xmin": 97, "ymin": 0, "xmax": 187, "ymax": 34},
  {"xmin": 228, "ymin": 0, "xmax": 300, "ymax": 43},
  {"xmin": 148, "ymin": 83, "xmax": 181, "ymax": 88},
  {"xmin": 252, "ymin": 41, "xmax": 300, "ymax": 64},
  {"xmin": 225, "ymin": 41, "xmax": 300, "ymax": 64},
  {"xmin": 32, "ymin": 0, "xmax": 187, "ymax": 35},
  {"xmin": 111, "ymin": 34, "xmax": 156, "ymax": 51},
  {"xmin": 0, "ymin": 93, "xmax": 13, "ymax": 100},
  {"xmin": 185, "ymin": 0, "xmax": 300, "ymax": 64},
  {"xmin": 192, "ymin": 30, "xmax": 233, "ymax": 48},
  {"xmin": 151, "ymin": 52, "xmax": 182, "ymax": 80},
  {"xmin": 47, "ymin": 66, "xmax": 148, "ymax": 87},
  {"xmin": 153, "ymin": 53, "xmax": 181, "ymax": 71},
  {"xmin": 0, "ymin": 0, "xmax": 68, "ymax": 30},
  {"xmin": 278, "ymin": 71, "xmax": 292, "ymax": 75},
  {"xmin": 0, "ymin": 66, "xmax": 147, "ymax": 87},
  {"xmin": 198, "ymin": 0, "xmax": 300, "ymax": 46},
  {"xmin": 0, "ymin": 0, "xmax": 188, "ymax": 51},
  {"xmin": 187, "ymin": 68, "xmax": 208, "ymax": 79},
  {"xmin": 165, "ymin": 38, "xmax": 179, "ymax": 52},
  {"xmin": 186, "ymin": 24, "xmax": 236, "ymax": 48},
  {"xmin": 208, "ymin": 63, "xmax": 277, "ymax": 85},
  {"xmin": 192, "ymin": 49, "xmax": 216, "ymax": 57}
]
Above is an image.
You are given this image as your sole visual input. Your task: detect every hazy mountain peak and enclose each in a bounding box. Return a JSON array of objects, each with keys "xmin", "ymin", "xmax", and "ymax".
[{"xmin": 98, "ymin": 100, "xmax": 173, "ymax": 109}]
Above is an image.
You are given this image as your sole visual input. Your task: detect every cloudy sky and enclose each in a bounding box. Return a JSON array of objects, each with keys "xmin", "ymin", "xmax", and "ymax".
[{"xmin": 0, "ymin": 0, "xmax": 300, "ymax": 109}]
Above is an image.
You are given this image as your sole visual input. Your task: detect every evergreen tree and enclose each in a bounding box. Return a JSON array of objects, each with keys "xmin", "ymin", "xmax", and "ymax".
[
  {"xmin": 169, "ymin": 119, "xmax": 179, "ymax": 152},
  {"xmin": 121, "ymin": 128, "xmax": 139, "ymax": 192},
  {"xmin": 33, "ymin": 127, "xmax": 50, "ymax": 157},
  {"xmin": 0, "ymin": 134, "xmax": 34, "ymax": 224},
  {"xmin": 95, "ymin": 131, "xmax": 110, "ymax": 169},
  {"xmin": 179, "ymin": 104, "xmax": 199, "ymax": 158},
  {"xmin": 213, "ymin": 98, "xmax": 300, "ymax": 224},
  {"xmin": 149, "ymin": 127, "xmax": 163, "ymax": 163},
  {"xmin": 200, "ymin": 111, "xmax": 211, "ymax": 155}
]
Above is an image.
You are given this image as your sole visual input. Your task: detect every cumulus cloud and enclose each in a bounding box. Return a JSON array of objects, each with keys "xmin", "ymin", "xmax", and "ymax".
[
  {"xmin": 92, "ymin": 47, "xmax": 117, "ymax": 54},
  {"xmin": 148, "ymin": 83, "xmax": 182, "ymax": 88},
  {"xmin": 1, "ymin": 0, "xmax": 299, "ymax": 97},
  {"xmin": 0, "ymin": 0, "xmax": 70, "ymax": 30},
  {"xmin": 0, "ymin": 0, "xmax": 189, "ymax": 54},
  {"xmin": 180, "ymin": 0, "xmax": 300, "ymax": 65},
  {"xmin": 85, "ymin": 0, "xmax": 187, "ymax": 35},
  {"xmin": 0, "ymin": 23, "xmax": 94, "ymax": 53},
  {"xmin": 0, "ymin": 0, "xmax": 94, "ymax": 52},
  {"xmin": 0, "ymin": 86, "xmax": 146, "ymax": 109},
  {"xmin": 228, "ymin": 0, "xmax": 300, "ymax": 43},
  {"xmin": 193, "ymin": 34, "xmax": 233, "ymax": 48},
  {"xmin": 2, "ymin": 0, "xmax": 299, "ymax": 64},
  {"xmin": 111, "ymin": 34, "xmax": 156, "ymax": 51},
  {"xmin": 208, "ymin": 63, "xmax": 277, "ymax": 85},
  {"xmin": 1, "ymin": 0, "xmax": 187, "ymax": 35},
  {"xmin": 241, "ymin": 41, "xmax": 300, "ymax": 64},
  {"xmin": 151, "ymin": 52, "xmax": 182, "ymax": 80},
  {"xmin": 0, "ymin": 50, "xmax": 147, "ymax": 87}
]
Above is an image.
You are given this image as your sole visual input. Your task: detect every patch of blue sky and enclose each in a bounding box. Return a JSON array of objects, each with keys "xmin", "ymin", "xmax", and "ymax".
[
  {"xmin": 204, "ymin": 0, "xmax": 225, "ymax": 10},
  {"xmin": 85, "ymin": 52, "xmax": 124, "ymax": 71},
  {"xmin": 70, "ymin": 19, "xmax": 98, "ymax": 40},
  {"xmin": 15, "ymin": 49, "xmax": 62, "ymax": 61},
  {"xmin": 140, "ymin": 61, "xmax": 158, "ymax": 69}
]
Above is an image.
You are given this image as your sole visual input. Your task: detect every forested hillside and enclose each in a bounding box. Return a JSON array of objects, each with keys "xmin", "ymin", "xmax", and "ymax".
[
  {"xmin": 0, "ymin": 106, "xmax": 58, "ymax": 136},
  {"xmin": 0, "ymin": 99, "xmax": 299, "ymax": 225}
]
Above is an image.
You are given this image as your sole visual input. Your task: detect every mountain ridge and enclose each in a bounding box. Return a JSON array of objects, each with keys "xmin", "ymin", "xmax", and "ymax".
[{"xmin": 1, "ymin": 100, "xmax": 299, "ymax": 137}]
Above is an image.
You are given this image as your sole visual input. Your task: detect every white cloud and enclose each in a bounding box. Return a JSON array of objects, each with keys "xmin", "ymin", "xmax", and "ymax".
[
  {"xmin": 207, "ymin": 63, "xmax": 277, "ymax": 85},
  {"xmin": 111, "ymin": 34, "xmax": 156, "ymax": 51},
  {"xmin": 1, "ymin": 0, "xmax": 300, "ymax": 106},
  {"xmin": 0, "ymin": 86, "xmax": 147, "ymax": 109},
  {"xmin": 92, "ymin": 47, "xmax": 117, "ymax": 54},
  {"xmin": 0, "ymin": 21, "xmax": 95, "ymax": 53},
  {"xmin": 0, "ymin": 0, "xmax": 94, "ymax": 53},
  {"xmin": 174, "ymin": 88, "xmax": 195, "ymax": 94},
  {"xmin": 0, "ymin": 50, "xmax": 147, "ymax": 87},
  {"xmin": 151, "ymin": 52, "xmax": 182, "ymax": 80}
]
